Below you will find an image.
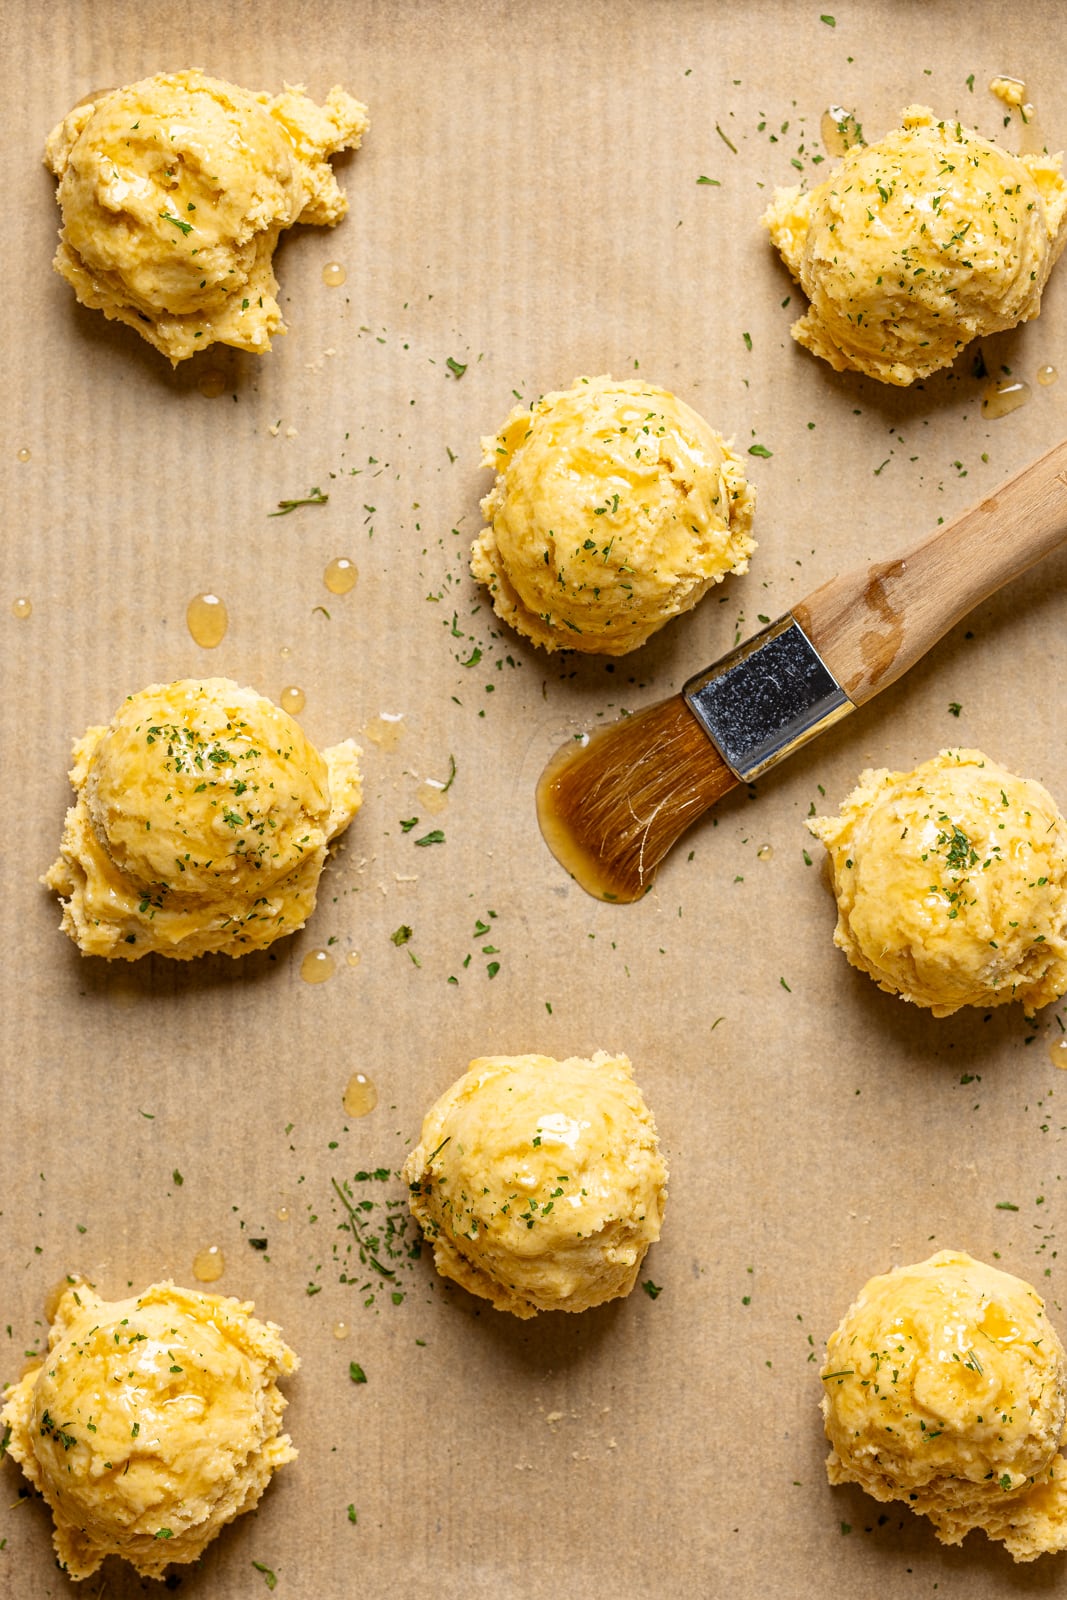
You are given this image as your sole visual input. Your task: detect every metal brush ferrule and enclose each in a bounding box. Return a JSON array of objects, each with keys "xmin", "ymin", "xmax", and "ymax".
[{"xmin": 683, "ymin": 614, "xmax": 853, "ymax": 783}]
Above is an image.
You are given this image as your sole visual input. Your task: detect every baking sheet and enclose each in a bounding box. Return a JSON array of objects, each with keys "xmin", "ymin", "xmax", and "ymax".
[{"xmin": 2, "ymin": 1, "xmax": 1066, "ymax": 1595}]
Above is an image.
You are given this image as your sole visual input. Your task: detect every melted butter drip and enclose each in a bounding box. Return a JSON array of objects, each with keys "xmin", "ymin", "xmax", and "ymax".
[
  {"xmin": 342, "ymin": 1072, "xmax": 378, "ymax": 1118},
  {"xmin": 324, "ymin": 557, "xmax": 358, "ymax": 595},
  {"xmin": 281, "ymin": 685, "xmax": 306, "ymax": 716},
  {"xmin": 333, "ymin": 1320, "xmax": 350, "ymax": 1338},
  {"xmin": 276, "ymin": 1206, "xmax": 291, "ymax": 1222},
  {"xmin": 362, "ymin": 713, "xmax": 405, "ymax": 750},
  {"xmin": 11, "ymin": 596, "xmax": 31, "ymax": 619},
  {"xmin": 346, "ymin": 949, "xmax": 362, "ymax": 968},
  {"xmin": 322, "ymin": 261, "xmax": 347, "ymax": 288},
  {"xmin": 1049, "ymin": 1037, "xmax": 1067, "ymax": 1070},
  {"xmin": 1037, "ymin": 363, "xmax": 1059, "ymax": 387},
  {"xmin": 192, "ymin": 1245, "xmax": 225, "ymax": 1283},
  {"xmin": 757, "ymin": 844, "xmax": 774, "ymax": 861},
  {"xmin": 186, "ymin": 592, "xmax": 228, "ymax": 648},
  {"xmin": 981, "ymin": 378, "xmax": 1031, "ymax": 419},
  {"xmin": 301, "ymin": 948, "xmax": 336, "ymax": 984},
  {"xmin": 197, "ymin": 368, "xmax": 227, "ymax": 399},
  {"xmin": 17, "ymin": 447, "xmax": 31, "ymax": 463},
  {"xmin": 820, "ymin": 105, "xmax": 863, "ymax": 158},
  {"xmin": 979, "ymin": 1302, "xmax": 1021, "ymax": 1342}
]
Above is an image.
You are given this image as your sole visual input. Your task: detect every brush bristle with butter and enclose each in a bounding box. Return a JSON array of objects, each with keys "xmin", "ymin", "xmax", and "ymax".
[
  {"xmin": 763, "ymin": 105, "xmax": 1067, "ymax": 384},
  {"xmin": 44, "ymin": 69, "xmax": 368, "ymax": 363},
  {"xmin": 822, "ymin": 1251, "xmax": 1067, "ymax": 1560},
  {"xmin": 471, "ymin": 375, "xmax": 755, "ymax": 654},
  {"xmin": 403, "ymin": 1052, "xmax": 668, "ymax": 1317},
  {"xmin": 44, "ymin": 677, "xmax": 362, "ymax": 960},
  {"xmin": 0, "ymin": 1280, "xmax": 297, "ymax": 1581},
  {"xmin": 809, "ymin": 748, "xmax": 1067, "ymax": 1015}
]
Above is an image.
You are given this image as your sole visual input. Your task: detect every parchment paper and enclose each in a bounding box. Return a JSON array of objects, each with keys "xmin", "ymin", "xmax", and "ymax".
[{"xmin": 2, "ymin": 3, "xmax": 1065, "ymax": 1595}]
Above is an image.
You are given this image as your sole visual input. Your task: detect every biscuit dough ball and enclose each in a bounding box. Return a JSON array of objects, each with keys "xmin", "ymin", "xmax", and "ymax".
[
  {"xmin": 0, "ymin": 1281, "xmax": 297, "ymax": 1580},
  {"xmin": 763, "ymin": 106, "xmax": 1067, "ymax": 384},
  {"xmin": 822, "ymin": 1251, "xmax": 1067, "ymax": 1560},
  {"xmin": 403, "ymin": 1051, "xmax": 668, "ymax": 1318},
  {"xmin": 45, "ymin": 677, "xmax": 362, "ymax": 960},
  {"xmin": 471, "ymin": 375, "xmax": 755, "ymax": 654},
  {"xmin": 44, "ymin": 69, "xmax": 368, "ymax": 362},
  {"xmin": 808, "ymin": 749, "xmax": 1067, "ymax": 1015}
]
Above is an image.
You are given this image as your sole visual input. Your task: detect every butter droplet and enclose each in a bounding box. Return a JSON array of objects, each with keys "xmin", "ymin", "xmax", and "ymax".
[
  {"xmin": 301, "ymin": 948, "xmax": 335, "ymax": 984},
  {"xmin": 342, "ymin": 1072, "xmax": 378, "ymax": 1118},
  {"xmin": 362, "ymin": 713, "xmax": 405, "ymax": 750},
  {"xmin": 197, "ymin": 368, "xmax": 227, "ymax": 399},
  {"xmin": 281, "ymin": 685, "xmax": 306, "ymax": 716},
  {"xmin": 192, "ymin": 1245, "xmax": 225, "ymax": 1283},
  {"xmin": 981, "ymin": 378, "xmax": 1030, "ymax": 419},
  {"xmin": 322, "ymin": 261, "xmax": 347, "ymax": 288},
  {"xmin": 417, "ymin": 779, "xmax": 449, "ymax": 815},
  {"xmin": 187, "ymin": 592, "xmax": 228, "ymax": 648},
  {"xmin": 108, "ymin": 974, "xmax": 139, "ymax": 1010},
  {"xmin": 11, "ymin": 597, "xmax": 32, "ymax": 620},
  {"xmin": 325, "ymin": 557, "xmax": 358, "ymax": 595}
]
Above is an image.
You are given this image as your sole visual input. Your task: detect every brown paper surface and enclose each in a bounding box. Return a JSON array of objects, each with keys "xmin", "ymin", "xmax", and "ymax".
[{"xmin": 2, "ymin": 2, "xmax": 1066, "ymax": 1595}]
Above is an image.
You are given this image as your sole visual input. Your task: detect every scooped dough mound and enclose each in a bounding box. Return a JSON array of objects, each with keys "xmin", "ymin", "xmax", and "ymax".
[
  {"xmin": 403, "ymin": 1051, "xmax": 668, "ymax": 1317},
  {"xmin": 44, "ymin": 69, "xmax": 368, "ymax": 362},
  {"xmin": 44, "ymin": 677, "xmax": 362, "ymax": 960},
  {"xmin": 0, "ymin": 1281, "xmax": 297, "ymax": 1580},
  {"xmin": 808, "ymin": 748, "xmax": 1067, "ymax": 1015},
  {"xmin": 822, "ymin": 1251, "xmax": 1067, "ymax": 1561},
  {"xmin": 471, "ymin": 375, "xmax": 755, "ymax": 654},
  {"xmin": 763, "ymin": 105, "xmax": 1067, "ymax": 384}
]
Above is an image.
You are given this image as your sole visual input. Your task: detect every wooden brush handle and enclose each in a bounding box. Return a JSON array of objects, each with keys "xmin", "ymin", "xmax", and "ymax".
[{"xmin": 792, "ymin": 436, "xmax": 1067, "ymax": 707}]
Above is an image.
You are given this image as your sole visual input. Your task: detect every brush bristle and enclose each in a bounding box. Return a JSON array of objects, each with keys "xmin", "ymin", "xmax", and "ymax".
[{"xmin": 535, "ymin": 694, "xmax": 738, "ymax": 902}]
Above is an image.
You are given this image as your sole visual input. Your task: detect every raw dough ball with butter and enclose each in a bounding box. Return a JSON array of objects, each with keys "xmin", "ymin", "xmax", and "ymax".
[
  {"xmin": 44, "ymin": 69, "xmax": 368, "ymax": 363},
  {"xmin": 0, "ymin": 1281, "xmax": 297, "ymax": 1581},
  {"xmin": 763, "ymin": 105, "xmax": 1067, "ymax": 384},
  {"xmin": 470, "ymin": 375, "xmax": 755, "ymax": 654},
  {"xmin": 45, "ymin": 677, "xmax": 362, "ymax": 960},
  {"xmin": 822, "ymin": 1251, "xmax": 1067, "ymax": 1560},
  {"xmin": 403, "ymin": 1051, "xmax": 668, "ymax": 1318},
  {"xmin": 808, "ymin": 749, "xmax": 1067, "ymax": 1015}
]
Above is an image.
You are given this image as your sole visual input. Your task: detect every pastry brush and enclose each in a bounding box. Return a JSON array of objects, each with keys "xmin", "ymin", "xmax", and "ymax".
[{"xmin": 536, "ymin": 436, "xmax": 1067, "ymax": 902}]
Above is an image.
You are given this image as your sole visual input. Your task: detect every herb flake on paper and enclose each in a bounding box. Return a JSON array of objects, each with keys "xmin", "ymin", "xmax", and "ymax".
[{"xmin": 269, "ymin": 487, "xmax": 329, "ymax": 517}]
